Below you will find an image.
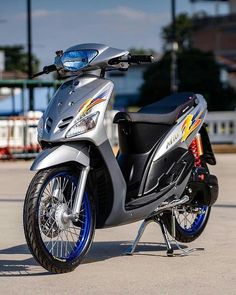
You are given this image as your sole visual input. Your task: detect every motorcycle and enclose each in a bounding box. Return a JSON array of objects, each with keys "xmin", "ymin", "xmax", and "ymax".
[{"xmin": 23, "ymin": 43, "xmax": 219, "ymax": 273}]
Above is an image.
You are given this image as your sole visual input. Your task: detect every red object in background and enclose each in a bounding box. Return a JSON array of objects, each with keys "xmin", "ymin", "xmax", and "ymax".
[
  {"xmin": 0, "ymin": 116, "xmax": 41, "ymax": 160},
  {"xmin": 0, "ymin": 147, "xmax": 13, "ymax": 160}
]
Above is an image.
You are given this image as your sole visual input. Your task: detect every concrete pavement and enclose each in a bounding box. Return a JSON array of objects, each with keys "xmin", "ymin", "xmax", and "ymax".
[{"xmin": 0, "ymin": 154, "xmax": 236, "ymax": 294}]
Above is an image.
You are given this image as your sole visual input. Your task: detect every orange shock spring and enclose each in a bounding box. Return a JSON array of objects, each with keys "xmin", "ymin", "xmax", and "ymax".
[{"xmin": 189, "ymin": 133, "xmax": 203, "ymax": 167}]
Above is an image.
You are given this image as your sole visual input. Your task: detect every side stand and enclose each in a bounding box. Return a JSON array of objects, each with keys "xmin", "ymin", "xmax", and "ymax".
[{"xmin": 126, "ymin": 215, "xmax": 203, "ymax": 256}]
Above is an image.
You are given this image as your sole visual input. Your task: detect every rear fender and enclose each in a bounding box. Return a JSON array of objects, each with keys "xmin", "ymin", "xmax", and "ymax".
[
  {"xmin": 199, "ymin": 124, "xmax": 216, "ymax": 165},
  {"xmin": 31, "ymin": 142, "xmax": 89, "ymax": 171}
]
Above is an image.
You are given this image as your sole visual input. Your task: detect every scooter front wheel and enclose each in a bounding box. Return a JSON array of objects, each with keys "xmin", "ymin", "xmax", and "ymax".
[{"xmin": 23, "ymin": 166, "xmax": 95, "ymax": 273}]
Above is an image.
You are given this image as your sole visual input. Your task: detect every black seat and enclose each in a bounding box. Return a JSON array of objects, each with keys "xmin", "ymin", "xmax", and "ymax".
[{"xmin": 113, "ymin": 92, "xmax": 198, "ymax": 125}]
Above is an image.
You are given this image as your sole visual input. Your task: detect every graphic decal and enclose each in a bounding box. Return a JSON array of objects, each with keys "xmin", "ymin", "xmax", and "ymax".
[
  {"xmin": 166, "ymin": 131, "xmax": 181, "ymax": 150},
  {"xmin": 181, "ymin": 111, "xmax": 202, "ymax": 141},
  {"xmin": 78, "ymin": 90, "xmax": 108, "ymax": 117}
]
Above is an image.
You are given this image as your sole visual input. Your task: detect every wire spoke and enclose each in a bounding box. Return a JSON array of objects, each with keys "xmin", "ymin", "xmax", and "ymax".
[
  {"xmin": 68, "ymin": 183, "xmax": 77, "ymax": 209},
  {"xmin": 69, "ymin": 226, "xmax": 81, "ymax": 237},
  {"xmin": 174, "ymin": 205, "xmax": 207, "ymax": 230},
  {"xmin": 38, "ymin": 172, "xmax": 90, "ymax": 261}
]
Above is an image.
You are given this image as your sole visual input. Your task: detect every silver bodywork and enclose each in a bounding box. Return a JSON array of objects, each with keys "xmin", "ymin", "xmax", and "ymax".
[
  {"xmin": 39, "ymin": 75, "xmax": 114, "ymax": 146},
  {"xmin": 65, "ymin": 43, "xmax": 129, "ymax": 70},
  {"xmin": 31, "ymin": 142, "xmax": 89, "ymax": 170},
  {"xmin": 32, "ymin": 43, "xmax": 208, "ymax": 227},
  {"xmin": 153, "ymin": 94, "xmax": 207, "ymax": 161}
]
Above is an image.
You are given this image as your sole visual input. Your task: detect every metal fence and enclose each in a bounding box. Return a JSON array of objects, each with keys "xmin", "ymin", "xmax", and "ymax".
[
  {"xmin": 206, "ymin": 111, "xmax": 236, "ymax": 144},
  {"xmin": 0, "ymin": 110, "xmax": 235, "ymax": 159}
]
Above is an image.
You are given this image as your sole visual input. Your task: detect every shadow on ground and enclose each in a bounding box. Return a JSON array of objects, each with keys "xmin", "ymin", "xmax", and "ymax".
[{"xmin": 0, "ymin": 241, "xmax": 187, "ymax": 277}]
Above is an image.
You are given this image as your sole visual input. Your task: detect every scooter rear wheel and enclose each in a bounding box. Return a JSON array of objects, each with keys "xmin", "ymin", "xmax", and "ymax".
[
  {"xmin": 162, "ymin": 205, "xmax": 211, "ymax": 243},
  {"xmin": 23, "ymin": 166, "xmax": 95, "ymax": 273}
]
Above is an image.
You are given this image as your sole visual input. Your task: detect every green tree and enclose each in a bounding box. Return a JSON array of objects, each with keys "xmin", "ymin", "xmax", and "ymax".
[
  {"xmin": 162, "ymin": 13, "xmax": 193, "ymax": 50},
  {"xmin": 140, "ymin": 49, "xmax": 236, "ymax": 111},
  {"xmin": 0, "ymin": 45, "xmax": 40, "ymax": 73}
]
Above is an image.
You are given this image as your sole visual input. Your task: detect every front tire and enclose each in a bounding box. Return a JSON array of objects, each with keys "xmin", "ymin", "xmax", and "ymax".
[{"xmin": 23, "ymin": 166, "xmax": 95, "ymax": 273}]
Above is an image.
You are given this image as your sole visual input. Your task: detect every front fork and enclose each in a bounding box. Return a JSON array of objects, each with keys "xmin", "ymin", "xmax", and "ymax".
[{"xmin": 63, "ymin": 165, "xmax": 90, "ymax": 222}]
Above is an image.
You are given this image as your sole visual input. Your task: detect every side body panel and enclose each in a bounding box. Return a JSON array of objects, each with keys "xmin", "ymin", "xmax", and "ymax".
[
  {"xmin": 98, "ymin": 140, "xmax": 191, "ymax": 227},
  {"xmin": 152, "ymin": 94, "xmax": 207, "ymax": 161},
  {"xmin": 100, "ymin": 94, "xmax": 208, "ymax": 226},
  {"xmin": 141, "ymin": 94, "xmax": 207, "ymax": 195}
]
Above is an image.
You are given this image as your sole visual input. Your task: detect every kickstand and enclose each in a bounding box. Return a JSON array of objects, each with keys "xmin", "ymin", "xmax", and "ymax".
[
  {"xmin": 126, "ymin": 218, "xmax": 153, "ymax": 255},
  {"xmin": 126, "ymin": 215, "xmax": 204, "ymax": 257}
]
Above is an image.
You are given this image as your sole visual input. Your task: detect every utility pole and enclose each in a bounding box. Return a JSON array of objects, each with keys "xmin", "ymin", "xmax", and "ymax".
[
  {"xmin": 170, "ymin": 0, "xmax": 178, "ymax": 93},
  {"xmin": 27, "ymin": 0, "xmax": 34, "ymax": 111}
]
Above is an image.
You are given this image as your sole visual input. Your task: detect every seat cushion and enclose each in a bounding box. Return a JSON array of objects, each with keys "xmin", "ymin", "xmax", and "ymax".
[
  {"xmin": 113, "ymin": 111, "xmax": 176, "ymax": 125},
  {"xmin": 113, "ymin": 92, "xmax": 197, "ymax": 125}
]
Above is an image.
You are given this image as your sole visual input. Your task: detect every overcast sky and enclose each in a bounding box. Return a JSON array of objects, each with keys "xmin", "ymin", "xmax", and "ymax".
[{"xmin": 0, "ymin": 0, "xmax": 229, "ymax": 67}]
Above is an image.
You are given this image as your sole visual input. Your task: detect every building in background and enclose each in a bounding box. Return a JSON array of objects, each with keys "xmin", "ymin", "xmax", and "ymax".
[
  {"xmin": 192, "ymin": 0, "xmax": 236, "ymax": 87},
  {"xmin": 229, "ymin": 0, "xmax": 236, "ymax": 12}
]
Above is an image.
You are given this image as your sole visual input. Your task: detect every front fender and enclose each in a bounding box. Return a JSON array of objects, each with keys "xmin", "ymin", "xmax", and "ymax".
[{"xmin": 31, "ymin": 142, "xmax": 90, "ymax": 171}]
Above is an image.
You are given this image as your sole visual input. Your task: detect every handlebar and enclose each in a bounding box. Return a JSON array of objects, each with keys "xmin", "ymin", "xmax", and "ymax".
[
  {"xmin": 43, "ymin": 64, "xmax": 57, "ymax": 74},
  {"xmin": 109, "ymin": 54, "xmax": 154, "ymax": 66},
  {"xmin": 33, "ymin": 54, "xmax": 154, "ymax": 78},
  {"xmin": 32, "ymin": 64, "xmax": 57, "ymax": 78},
  {"xmin": 127, "ymin": 55, "xmax": 154, "ymax": 63}
]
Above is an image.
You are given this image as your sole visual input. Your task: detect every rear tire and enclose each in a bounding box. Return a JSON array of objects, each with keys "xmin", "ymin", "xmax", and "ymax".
[
  {"xmin": 23, "ymin": 166, "xmax": 95, "ymax": 273},
  {"xmin": 162, "ymin": 205, "xmax": 211, "ymax": 243}
]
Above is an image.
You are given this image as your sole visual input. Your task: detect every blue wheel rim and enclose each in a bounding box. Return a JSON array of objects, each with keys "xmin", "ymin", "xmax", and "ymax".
[
  {"xmin": 67, "ymin": 192, "xmax": 91, "ymax": 261},
  {"xmin": 38, "ymin": 171, "xmax": 92, "ymax": 262},
  {"xmin": 175, "ymin": 205, "xmax": 208, "ymax": 235}
]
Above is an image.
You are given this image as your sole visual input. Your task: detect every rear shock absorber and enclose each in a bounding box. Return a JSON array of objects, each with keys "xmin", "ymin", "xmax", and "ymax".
[
  {"xmin": 189, "ymin": 133, "xmax": 203, "ymax": 167},
  {"xmin": 189, "ymin": 133, "xmax": 204, "ymax": 180}
]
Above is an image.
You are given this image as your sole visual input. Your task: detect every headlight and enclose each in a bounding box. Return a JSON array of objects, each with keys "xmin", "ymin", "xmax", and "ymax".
[
  {"xmin": 66, "ymin": 112, "xmax": 99, "ymax": 138},
  {"xmin": 61, "ymin": 50, "xmax": 98, "ymax": 72},
  {"xmin": 37, "ymin": 116, "xmax": 44, "ymax": 139}
]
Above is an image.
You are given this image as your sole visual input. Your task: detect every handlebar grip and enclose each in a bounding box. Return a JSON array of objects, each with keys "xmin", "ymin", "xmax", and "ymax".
[
  {"xmin": 43, "ymin": 64, "xmax": 57, "ymax": 74},
  {"xmin": 32, "ymin": 71, "xmax": 44, "ymax": 78},
  {"xmin": 128, "ymin": 55, "xmax": 154, "ymax": 63},
  {"xmin": 32, "ymin": 64, "xmax": 57, "ymax": 78}
]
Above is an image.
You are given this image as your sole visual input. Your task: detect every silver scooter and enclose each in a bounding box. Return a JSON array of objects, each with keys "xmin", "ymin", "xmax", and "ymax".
[{"xmin": 23, "ymin": 43, "xmax": 218, "ymax": 273}]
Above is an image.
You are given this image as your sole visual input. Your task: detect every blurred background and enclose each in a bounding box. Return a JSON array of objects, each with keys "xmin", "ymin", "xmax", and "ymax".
[{"xmin": 0, "ymin": 0, "xmax": 236, "ymax": 159}]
